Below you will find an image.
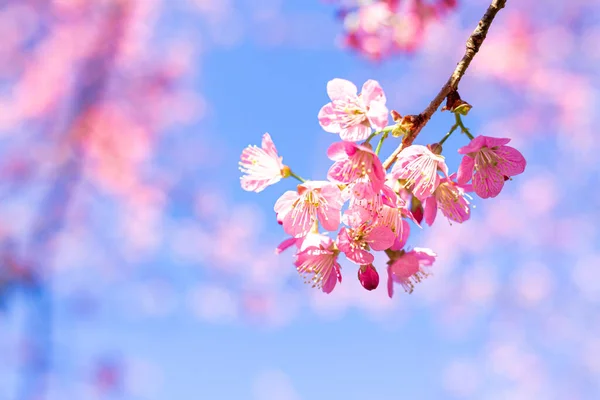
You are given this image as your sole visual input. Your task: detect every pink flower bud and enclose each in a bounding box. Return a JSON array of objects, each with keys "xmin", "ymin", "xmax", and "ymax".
[{"xmin": 358, "ymin": 264, "xmax": 379, "ymax": 291}]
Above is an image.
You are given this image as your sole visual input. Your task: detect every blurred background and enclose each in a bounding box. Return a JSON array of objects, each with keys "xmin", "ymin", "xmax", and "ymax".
[{"xmin": 0, "ymin": 0, "xmax": 599, "ymax": 399}]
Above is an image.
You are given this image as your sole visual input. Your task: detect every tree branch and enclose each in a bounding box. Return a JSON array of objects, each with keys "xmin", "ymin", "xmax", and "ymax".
[{"xmin": 382, "ymin": 0, "xmax": 508, "ymax": 170}]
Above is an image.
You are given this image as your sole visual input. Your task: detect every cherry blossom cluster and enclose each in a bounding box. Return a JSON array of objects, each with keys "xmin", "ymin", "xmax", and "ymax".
[
  {"xmin": 239, "ymin": 78, "xmax": 525, "ymax": 297},
  {"xmin": 327, "ymin": 0, "xmax": 458, "ymax": 60}
]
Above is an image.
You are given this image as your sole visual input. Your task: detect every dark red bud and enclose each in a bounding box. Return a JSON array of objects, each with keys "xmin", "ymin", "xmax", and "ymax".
[
  {"xmin": 358, "ymin": 264, "xmax": 380, "ymax": 291},
  {"xmin": 412, "ymin": 203, "xmax": 424, "ymax": 225}
]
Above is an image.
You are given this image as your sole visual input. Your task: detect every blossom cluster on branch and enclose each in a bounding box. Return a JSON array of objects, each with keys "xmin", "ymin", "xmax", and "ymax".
[
  {"xmin": 239, "ymin": 78, "xmax": 525, "ymax": 297},
  {"xmin": 326, "ymin": 0, "xmax": 458, "ymax": 60}
]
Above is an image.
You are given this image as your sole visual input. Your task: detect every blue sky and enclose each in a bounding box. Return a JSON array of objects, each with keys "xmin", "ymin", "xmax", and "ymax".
[{"xmin": 2, "ymin": 0, "xmax": 600, "ymax": 399}]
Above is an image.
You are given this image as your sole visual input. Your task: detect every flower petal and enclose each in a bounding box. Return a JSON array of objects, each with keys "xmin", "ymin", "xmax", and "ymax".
[
  {"xmin": 361, "ymin": 79, "xmax": 386, "ymax": 104},
  {"xmin": 496, "ymin": 145, "xmax": 526, "ymax": 177},
  {"xmin": 456, "ymin": 155, "xmax": 475, "ymax": 185},
  {"xmin": 318, "ymin": 103, "xmax": 342, "ymax": 133},
  {"xmin": 327, "ymin": 78, "xmax": 358, "ymax": 101},
  {"xmin": 366, "ymin": 225, "xmax": 395, "ymax": 250},
  {"xmin": 457, "ymin": 135, "xmax": 486, "ymax": 154},
  {"xmin": 339, "ymin": 123, "xmax": 372, "ymax": 142},
  {"xmin": 366, "ymin": 100, "xmax": 389, "ymax": 130},
  {"xmin": 473, "ymin": 168, "xmax": 505, "ymax": 199},
  {"xmin": 423, "ymin": 196, "xmax": 438, "ymax": 226}
]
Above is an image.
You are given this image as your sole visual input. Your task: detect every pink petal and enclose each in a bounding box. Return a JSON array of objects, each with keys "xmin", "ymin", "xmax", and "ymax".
[
  {"xmin": 261, "ymin": 133, "xmax": 279, "ymax": 158},
  {"xmin": 423, "ymin": 196, "xmax": 438, "ymax": 226},
  {"xmin": 387, "ymin": 267, "xmax": 395, "ymax": 298},
  {"xmin": 274, "ymin": 191, "xmax": 298, "ymax": 219},
  {"xmin": 346, "ymin": 248, "xmax": 375, "ymax": 265},
  {"xmin": 275, "ymin": 237, "xmax": 298, "ymax": 254},
  {"xmin": 361, "ymin": 79, "xmax": 386, "ymax": 104},
  {"xmin": 482, "ymin": 136, "xmax": 511, "ymax": 148},
  {"xmin": 318, "ymin": 103, "xmax": 342, "ymax": 133},
  {"xmin": 413, "ymin": 248, "xmax": 437, "ymax": 265},
  {"xmin": 336, "ymin": 228, "xmax": 352, "ymax": 253},
  {"xmin": 437, "ymin": 157, "xmax": 449, "ymax": 177},
  {"xmin": 321, "ymin": 269, "xmax": 338, "ymax": 293},
  {"xmin": 366, "ymin": 225, "xmax": 395, "ymax": 250},
  {"xmin": 327, "ymin": 160, "xmax": 352, "ymax": 184},
  {"xmin": 456, "ymin": 155, "xmax": 475, "ymax": 185},
  {"xmin": 496, "ymin": 145, "xmax": 526, "ymax": 177},
  {"xmin": 339, "ymin": 123, "xmax": 372, "ymax": 142},
  {"xmin": 457, "ymin": 135, "xmax": 486, "ymax": 154},
  {"xmin": 318, "ymin": 207, "xmax": 341, "ymax": 231},
  {"xmin": 413, "ymin": 173, "xmax": 440, "ymax": 201},
  {"xmin": 327, "ymin": 78, "xmax": 358, "ymax": 101},
  {"xmin": 366, "ymin": 101, "xmax": 389, "ymax": 130},
  {"xmin": 326, "ymin": 141, "xmax": 357, "ymax": 160},
  {"xmin": 473, "ymin": 168, "xmax": 505, "ymax": 199}
]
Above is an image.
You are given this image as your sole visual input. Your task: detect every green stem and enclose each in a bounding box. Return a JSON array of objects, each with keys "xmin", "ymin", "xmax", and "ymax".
[
  {"xmin": 289, "ymin": 171, "xmax": 306, "ymax": 183},
  {"xmin": 364, "ymin": 125, "xmax": 395, "ymax": 145},
  {"xmin": 364, "ymin": 132, "xmax": 377, "ymax": 144},
  {"xmin": 439, "ymin": 123, "xmax": 459, "ymax": 145},
  {"xmin": 454, "ymin": 113, "xmax": 475, "ymax": 140},
  {"xmin": 375, "ymin": 132, "xmax": 388, "ymax": 155}
]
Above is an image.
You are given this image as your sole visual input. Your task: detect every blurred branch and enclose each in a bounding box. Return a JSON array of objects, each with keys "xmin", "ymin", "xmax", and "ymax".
[
  {"xmin": 382, "ymin": 0, "xmax": 508, "ymax": 169},
  {"xmin": 17, "ymin": 3, "xmax": 130, "ymax": 400}
]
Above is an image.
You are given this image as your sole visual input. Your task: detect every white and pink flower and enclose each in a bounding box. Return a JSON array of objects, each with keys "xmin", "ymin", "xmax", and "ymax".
[{"xmin": 318, "ymin": 78, "xmax": 388, "ymax": 142}]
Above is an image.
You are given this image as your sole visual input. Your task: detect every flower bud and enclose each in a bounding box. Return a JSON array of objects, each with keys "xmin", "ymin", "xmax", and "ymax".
[
  {"xmin": 358, "ymin": 264, "xmax": 380, "ymax": 291},
  {"xmin": 411, "ymin": 197, "xmax": 424, "ymax": 225},
  {"xmin": 390, "ymin": 110, "xmax": 402, "ymax": 122},
  {"xmin": 281, "ymin": 165, "xmax": 292, "ymax": 178},
  {"xmin": 442, "ymin": 90, "xmax": 472, "ymax": 115},
  {"xmin": 428, "ymin": 143, "xmax": 443, "ymax": 155}
]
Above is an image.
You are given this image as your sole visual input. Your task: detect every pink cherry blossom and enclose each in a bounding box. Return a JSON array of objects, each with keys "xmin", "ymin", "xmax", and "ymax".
[
  {"xmin": 337, "ymin": 223, "xmax": 394, "ymax": 265},
  {"xmin": 342, "ymin": 183, "xmax": 397, "ymax": 228},
  {"xmin": 239, "ymin": 133, "xmax": 286, "ymax": 193},
  {"xmin": 423, "ymin": 175, "xmax": 472, "ymax": 226},
  {"xmin": 387, "ymin": 248, "xmax": 436, "ymax": 297},
  {"xmin": 457, "ymin": 135, "xmax": 526, "ymax": 199},
  {"xmin": 327, "ymin": 141, "xmax": 385, "ymax": 199},
  {"xmin": 274, "ymin": 181, "xmax": 343, "ymax": 237},
  {"xmin": 275, "ymin": 236, "xmax": 303, "ymax": 254},
  {"xmin": 376, "ymin": 190, "xmax": 412, "ymax": 250},
  {"xmin": 318, "ymin": 78, "xmax": 388, "ymax": 142},
  {"xmin": 294, "ymin": 234, "xmax": 342, "ymax": 294},
  {"xmin": 358, "ymin": 264, "xmax": 380, "ymax": 291},
  {"xmin": 391, "ymin": 144, "xmax": 449, "ymax": 201}
]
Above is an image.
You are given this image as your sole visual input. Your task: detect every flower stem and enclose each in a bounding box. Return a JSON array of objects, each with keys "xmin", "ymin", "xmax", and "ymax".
[
  {"xmin": 381, "ymin": 0, "xmax": 508, "ymax": 169},
  {"xmin": 454, "ymin": 113, "xmax": 475, "ymax": 140},
  {"xmin": 364, "ymin": 132, "xmax": 377, "ymax": 144},
  {"xmin": 289, "ymin": 171, "xmax": 306, "ymax": 183},
  {"xmin": 364, "ymin": 125, "xmax": 395, "ymax": 145},
  {"xmin": 439, "ymin": 122, "xmax": 459, "ymax": 145},
  {"xmin": 375, "ymin": 132, "xmax": 388, "ymax": 156}
]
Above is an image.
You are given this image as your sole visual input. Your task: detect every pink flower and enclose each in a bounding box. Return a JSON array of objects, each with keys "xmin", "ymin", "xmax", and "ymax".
[
  {"xmin": 457, "ymin": 135, "xmax": 526, "ymax": 199},
  {"xmin": 275, "ymin": 236, "xmax": 303, "ymax": 254},
  {"xmin": 358, "ymin": 264, "xmax": 380, "ymax": 291},
  {"xmin": 239, "ymin": 133, "xmax": 286, "ymax": 193},
  {"xmin": 423, "ymin": 175, "xmax": 472, "ymax": 226},
  {"xmin": 337, "ymin": 223, "xmax": 394, "ymax": 265},
  {"xmin": 327, "ymin": 141, "xmax": 385, "ymax": 199},
  {"xmin": 387, "ymin": 248, "xmax": 436, "ymax": 297},
  {"xmin": 391, "ymin": 145, "xmax": 448, "ymax": 201},
  {"xmin": 294, "ymin": 234, "xmax": 342, "ymax": 294},
  {"xmin": 318, "ymin": 78, "xmax": 388, "ymax": 142},
  {"xmin": 274, "ymin": 181, "xmax": 343, "ymax": 237},
  {"xmin": 375, "ymin": 192, "xmax": 412, "ymax": 250}
]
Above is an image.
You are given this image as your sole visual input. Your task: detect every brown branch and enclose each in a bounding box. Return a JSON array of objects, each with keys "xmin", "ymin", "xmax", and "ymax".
[{"xmin": 382, "ymin": 0, "xmax": 508, "ymax": 170}]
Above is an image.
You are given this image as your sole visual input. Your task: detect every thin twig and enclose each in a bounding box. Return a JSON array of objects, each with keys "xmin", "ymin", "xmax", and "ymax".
[{"xmin": 382, "ymin": 0, "xmax": 508, "ymax": 169}]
